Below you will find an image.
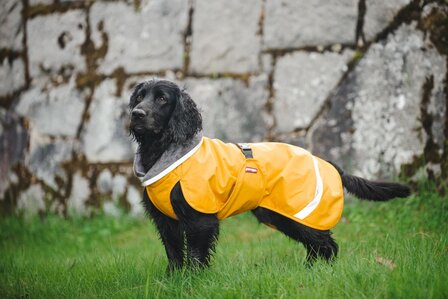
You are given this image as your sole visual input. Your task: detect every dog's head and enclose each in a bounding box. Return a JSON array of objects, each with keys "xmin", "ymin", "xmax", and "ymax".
[{"xmin": 129, "ymin": 79, "xmax": 202, "ymax": 144}]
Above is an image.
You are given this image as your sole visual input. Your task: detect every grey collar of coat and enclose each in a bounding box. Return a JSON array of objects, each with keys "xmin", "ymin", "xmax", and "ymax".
[{"xmin": 133, "ymin": 132, "xmax": 204, "ymax": 186}]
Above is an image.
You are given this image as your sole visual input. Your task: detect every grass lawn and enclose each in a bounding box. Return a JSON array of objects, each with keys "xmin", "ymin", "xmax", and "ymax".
[{"xmin": 1, "ymin": 181, "xmax": 447, "ymax": 298}]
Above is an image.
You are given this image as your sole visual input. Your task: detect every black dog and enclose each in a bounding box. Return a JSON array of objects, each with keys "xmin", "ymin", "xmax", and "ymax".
[{"xmin": 129, "ymin": 79, "xmax": 410, "ymax": 271}]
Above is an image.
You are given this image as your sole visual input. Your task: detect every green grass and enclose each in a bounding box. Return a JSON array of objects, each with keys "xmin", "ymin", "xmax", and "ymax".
[{"xmin": 1, "ymin": 181, "xmax": 447, "ymax": 298}]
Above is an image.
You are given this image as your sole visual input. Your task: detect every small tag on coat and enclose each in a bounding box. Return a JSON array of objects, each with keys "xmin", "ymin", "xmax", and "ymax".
[{"xmin": 245, "ymin": 167, "xmax": 258, "ymax": 173}]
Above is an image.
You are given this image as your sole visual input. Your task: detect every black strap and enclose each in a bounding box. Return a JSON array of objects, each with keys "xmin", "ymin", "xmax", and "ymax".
[{"xmin": 236, "ymin": 143, "xmax": 253, "ymax": 159}]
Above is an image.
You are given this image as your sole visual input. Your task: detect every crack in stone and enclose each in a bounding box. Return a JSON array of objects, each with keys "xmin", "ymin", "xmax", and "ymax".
[
  {"xmin": 262, "ymin": 44, "xmax": 357, "ymax": 58},
  {"xmin": 443, "ymin": 67, "xmax": 448, "ymax": 182},
  {"xmin": 355, "ymin": 0, "xmax": 366, "ymax": 46},
  {"xmin": 26, "ymin": 1, "xmax": 88, "ymax": 18},
  {"xmin": 265, "ymin": 54, "xmax": 277, "ymax": 141},
  {"xmin": 373, "ymin": 0, "xmax": 422, "ymax": 44},
  {"xmin": 400, "ymin": 75, "xmax": 439, "ymax": 180},
  {"xmin": 21, "ymin": 0, "xmax": 30, "ymax": 86},
  {"xmin": 182, "ymin": 0, "xmax": 194, "ymax": 77},
  {"xmin": 257, "ymin": 0, "xmax": 265, "ymax": 37}
]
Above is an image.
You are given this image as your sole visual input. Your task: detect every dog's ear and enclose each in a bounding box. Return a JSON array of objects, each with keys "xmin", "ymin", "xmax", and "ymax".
[
  {"xmin": 168, "ymin": 90, "xmax": 202, "ymax": 143},
  {"xmin": 129, "ymin": 82, "xmax": 145, "ymax": 109}
]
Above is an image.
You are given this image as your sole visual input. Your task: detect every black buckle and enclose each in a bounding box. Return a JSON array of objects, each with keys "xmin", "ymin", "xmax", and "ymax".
[{"xmin": 236, "ymin": 143, "xmax": 253, "ymax": 159}]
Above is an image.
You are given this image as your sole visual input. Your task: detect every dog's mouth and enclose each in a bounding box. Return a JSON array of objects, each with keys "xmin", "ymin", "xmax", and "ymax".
[
  {"xmin": 130, "ymin": 122, "xmax": 162, "ymax": 137},
  {"xmin": 130, "ymin": 123, "xmax": 143, "ymax": 131},
  {"xmin": 129, "ymin": 122, "xmax": 146, "ymax": 136}
]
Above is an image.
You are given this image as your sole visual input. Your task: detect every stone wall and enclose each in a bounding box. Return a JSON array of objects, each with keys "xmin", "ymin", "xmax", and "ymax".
[{"xmin": 1, "ymin": 0, "xmax": 447, "ymax": 216}]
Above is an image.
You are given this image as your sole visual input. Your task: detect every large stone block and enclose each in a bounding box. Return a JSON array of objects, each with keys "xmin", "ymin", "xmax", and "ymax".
[
  {"xmin": 17, "ymin": 184, "xmax": 45, "ymax": 215},
  {"xmin": 429, "ymin": 83, "xmax": 446, "ymax": 152},
  {"xmin": 27, "ymin": 10, "xmax": 86, "ymax": 78},
  {"xmin": 263, "ymin": 0, "xmax": 358, "ymax": 49},
  {"xmin": 309, "ymin": 69, "xmax": 358, "ymax": 166},
  {"xmin": 184, "ymin": 75, "xmax": 269, "ymax": 142},
  {"xmin": 96, "ymin": 169, "xmax": 128, "ymax": 200},
  {"xmin": 127, "ymin": 185, "xmax": 144, "ymax": 217},
  {"xmin": 0, "ymin": 57, "xmax": 25, "ymax": 97},
  {"xmin": 67, "ymin": 172, "xmax": 91, "ymax": 215},
  {"xmin": 15, "ymin": 77, "xmax": 86, "ymax": 137},
  {"xmin": 273, "ymin": 50, "xmax": 353, "ymax": 133},
  {"xmin": 189, "ymin": 0, "xmax": 261, "ymax": 74},
  {"xmin": 81, "ymin": 79, "xmax": 133, "ymax": 162},
  {"xmin": 0, "ymin": 108, "xmax": 28, "ymax": 199},
  {"xmin": 0, "ymin": 0, "xmax": 23, "ymax": 51},
  {"xmin": 364, "ymin": 0, "xmax": 411, "ymax": 41},
  {"xmin": 351, "ymin": 24, "xmax": 446, "ymax": 179},
  {"xmin": 90, "ymin": 0, "xmax": 188, "ymax": 74},
  {"xmin": 312, "ymin": 23, "xmax": 446, "ymax": 179},
  {"xmin": 96, "ymin": 169, "xmax": 114, "ymax": 194},
  {"xmin": 26, "ymin": 134, "xmax": 74, "ymax": 189}
]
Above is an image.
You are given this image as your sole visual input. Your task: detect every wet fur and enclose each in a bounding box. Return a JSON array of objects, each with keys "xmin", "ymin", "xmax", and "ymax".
[{"xmin": 130, "ymin": 79, "xmax": 411, "ymax": 271}]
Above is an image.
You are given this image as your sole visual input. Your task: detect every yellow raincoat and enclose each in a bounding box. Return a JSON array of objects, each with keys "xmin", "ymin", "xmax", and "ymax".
[{"xmin": 143, "ymin": 137, "xmax": 344, "ymax": 230}]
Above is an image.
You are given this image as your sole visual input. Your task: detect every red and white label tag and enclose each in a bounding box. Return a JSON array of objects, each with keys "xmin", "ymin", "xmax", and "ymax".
[{"xmin": 245, "ymin": 167, "xmax": 258, "ymax": 173}]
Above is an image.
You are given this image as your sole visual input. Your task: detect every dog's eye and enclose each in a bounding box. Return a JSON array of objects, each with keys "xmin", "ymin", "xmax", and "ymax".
[
  {"xmin": 135, "ymin": 95, "xmax": 143, "ymax": 103},
  {"xmin": 156, "ymin": 96, "xmax": 167, "ymax": 104}
]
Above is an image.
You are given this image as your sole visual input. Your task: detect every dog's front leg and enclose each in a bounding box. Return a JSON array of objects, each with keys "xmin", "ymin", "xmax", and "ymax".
[
  {"xmin": 171, "ymin": 182, "xmax": 220, "ymax": 268},
  {"xmin": 184, "ymin": 214, "xmax": 219, "ymax": 268},
  {"xmin": 142, "ymin": 191, "xmax": 185, "ymax": 272}
]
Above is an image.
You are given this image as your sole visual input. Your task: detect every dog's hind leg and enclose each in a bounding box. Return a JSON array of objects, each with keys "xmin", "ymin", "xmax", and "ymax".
[
  {"xmin": 251, "ymin": 207, "xmax": 338, "ymax": 266},
  {"xmin": 142, "ymin": 190, "xmax": 185, "ymax": 271},
  {"xmin": 171, "ymin": 182, "xmax": 220, "ymax": 268}
]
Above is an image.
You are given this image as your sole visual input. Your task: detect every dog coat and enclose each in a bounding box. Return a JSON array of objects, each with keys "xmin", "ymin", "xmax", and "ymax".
[{"xmin": 134, "ymin": 135, "xmax": 344, "ymax": 230}]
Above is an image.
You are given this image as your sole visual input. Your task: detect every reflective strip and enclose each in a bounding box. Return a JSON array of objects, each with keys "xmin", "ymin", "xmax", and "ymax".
[
  {"xmin": 141, "ymin": 138, "xmax": 204, "ymax": 186},
  {"xmin": 294, "ymin": 156, "xmax": 323, "ymax": 220}
]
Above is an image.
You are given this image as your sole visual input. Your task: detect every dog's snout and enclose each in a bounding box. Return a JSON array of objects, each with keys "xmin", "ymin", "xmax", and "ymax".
[{"xmin": 132, "ymin": 108, "xmax": 146, "ymax": 119}]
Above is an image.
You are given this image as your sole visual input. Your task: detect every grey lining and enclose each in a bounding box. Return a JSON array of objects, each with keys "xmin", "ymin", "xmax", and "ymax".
[{"xmin": 133, "ymin": 132, "xmax": 203, "ymax": 184}]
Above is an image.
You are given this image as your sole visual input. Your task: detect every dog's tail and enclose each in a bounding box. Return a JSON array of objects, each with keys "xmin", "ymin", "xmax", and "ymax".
[{"xmin": 329, "ymin": 162, "xmax": 411, "ymax": 201}]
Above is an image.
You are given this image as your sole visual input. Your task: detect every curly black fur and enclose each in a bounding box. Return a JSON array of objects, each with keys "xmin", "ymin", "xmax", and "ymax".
[
  {"xmin": 129, "ymin": 79, "xmax": 202, "ymax": 173},
  {"xmin": 130, "ymin": 79, "xmax": 410, "ymax": 272},
  {"xmin": 141, "ymin": 189, "xmax": 185, "ymax": 271},
  {"xmin": 328, "ymin": 161, "xmax": 411, "ymax": 201},
  {"xmin": 252, "ymin": 207, "xmax": 338, "ymax": 266},
  {"xmin": 171, "ymin": 182, "xmax": 220, "ymax": 268}
]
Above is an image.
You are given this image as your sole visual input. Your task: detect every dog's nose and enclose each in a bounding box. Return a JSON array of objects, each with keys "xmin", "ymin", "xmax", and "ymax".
[{"xmin": 132, "ymin": 109, "xmax": 146, "ymax": 119}]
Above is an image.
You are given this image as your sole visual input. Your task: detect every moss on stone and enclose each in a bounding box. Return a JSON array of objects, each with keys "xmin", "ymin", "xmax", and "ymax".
[{"xmin": 422, "ymin": 4, "xmax": 448, "ymax": 56}]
